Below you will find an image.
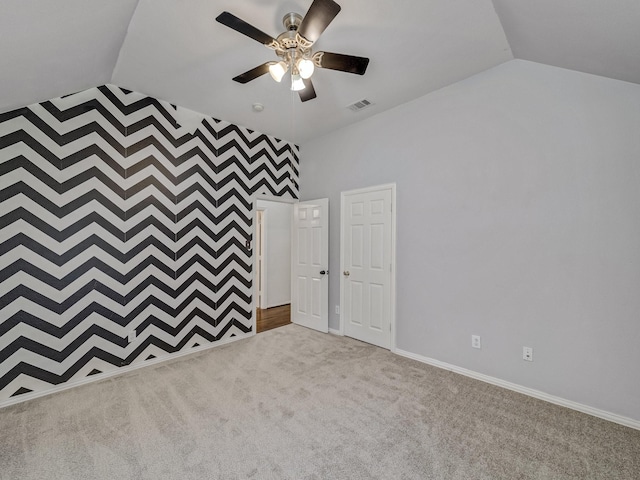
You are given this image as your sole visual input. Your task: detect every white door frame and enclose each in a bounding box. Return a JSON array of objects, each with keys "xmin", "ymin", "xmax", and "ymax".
[
  {"xmin": 339, "ymin": 183, "xmax": 397, "ymax": 351},
  {"xmin": 255, "ymin": 208, "xmax": 267, "ymax": 309},
  {"xmin": 250, "ymin": 194, "xmax": 295, "ymax": 336}
]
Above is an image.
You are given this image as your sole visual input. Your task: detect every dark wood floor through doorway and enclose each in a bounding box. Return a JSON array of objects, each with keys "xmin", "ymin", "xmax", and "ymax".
[{"xmin": 256, "ymin": 304, "xmax": 291, "ymax": 333}]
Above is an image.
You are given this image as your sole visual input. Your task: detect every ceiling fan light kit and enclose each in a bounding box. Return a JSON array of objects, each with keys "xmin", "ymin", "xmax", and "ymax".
[
  {"xmin": 216, "ymin": 0, "xmax": 370, "ymax": 102},
  {"xmin": 298, "ymin": 58, "xmax": 315, "ymax": 79},
  {"xmin": 291, "ymin": 73, "xmax": 306, "ymax": 91},
  {"xmin": 268, "ymin": 61, "xmax": 287, "ymax": 82}
]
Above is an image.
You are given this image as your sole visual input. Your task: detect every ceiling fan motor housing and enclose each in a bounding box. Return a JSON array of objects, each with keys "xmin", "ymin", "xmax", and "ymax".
[
  {"xmin": 277, "ymin": 13, "xmax": 308, "ymax": 52},
  {"xmin": 283, "ymin": 12, "xmax": 303, "ymax": 31}
]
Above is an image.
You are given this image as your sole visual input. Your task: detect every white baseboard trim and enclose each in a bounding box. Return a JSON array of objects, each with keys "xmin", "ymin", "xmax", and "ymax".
[
  {"xmin": 394, "ymin": 348, "xmax": 640, "ymax": 431},
  {"xmin": 0, "ymin": 334, "xmax": 248, "ymax": 410},
  {"xmin": 329, "ymin": 328, "xmax": 342, "ymax": 336}
]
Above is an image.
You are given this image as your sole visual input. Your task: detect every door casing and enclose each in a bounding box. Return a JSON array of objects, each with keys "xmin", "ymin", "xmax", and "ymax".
[{"xmin": 256, "ymin": 208, "xmax": 267, "ymax": 309}]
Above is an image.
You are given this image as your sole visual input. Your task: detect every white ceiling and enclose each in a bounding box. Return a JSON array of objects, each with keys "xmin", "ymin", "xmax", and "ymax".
[
  {"xmin": 1, "ymin": 0, "xmax": 638, "ymax": 143},
  {"xmin": 0, "ymin": 0, "xmax": 139, "ymax": 112},
  {"xmin": 491, "ymin": 0, "xmax": 640, "ymax": 85}
]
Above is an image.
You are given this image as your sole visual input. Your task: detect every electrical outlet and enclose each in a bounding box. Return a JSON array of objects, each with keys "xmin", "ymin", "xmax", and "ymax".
[
  {"xmin": 471, "ymin": 335, "xmax": 481, "ymax": 349},
  {"xmin": 128, "ymin": 330, "xmax": 136, "ymax": 343},
  {"xmin": 335, "ymin": 305, "xmax": 340, "ymax": 315},
  {"xmin": 523, "ymin": 346, "xmax": 533, "ymax": 362}
]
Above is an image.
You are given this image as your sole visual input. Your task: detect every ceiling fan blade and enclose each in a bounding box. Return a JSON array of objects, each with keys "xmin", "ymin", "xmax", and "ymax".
[
  {"xmin": 216, "ymin": 11, "xmax": 278, "ymax": 47},
  {"xmin": 298, "ymin": 78, "xmax": 317, "ymax": 102},
  {"xmin": 316, "ymin": 52, "xmax": 370, "ymax": 75},
  {"xmin": 297, "ymin": 0, "xmax": 341, "ymax": 45},
  {"xmin": 233, "ymin": 63, "xmax": 272, "ymax": 84}
]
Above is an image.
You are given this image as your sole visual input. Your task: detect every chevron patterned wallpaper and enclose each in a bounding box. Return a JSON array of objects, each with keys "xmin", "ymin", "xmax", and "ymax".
[{"xmin": 0, "ymin": 85, "xmax": 299, "ymax": 401}]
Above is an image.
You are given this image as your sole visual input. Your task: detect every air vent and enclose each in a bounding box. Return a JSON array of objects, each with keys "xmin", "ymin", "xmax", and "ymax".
[{"xmin": 347, "ymin": 99, "xmax": 373, "ymax": 112}]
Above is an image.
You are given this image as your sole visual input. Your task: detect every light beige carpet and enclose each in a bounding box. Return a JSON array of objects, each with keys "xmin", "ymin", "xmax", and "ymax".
[{"xmin": 1, "ymin": 324, "xmax": 639, "ymax": 479}]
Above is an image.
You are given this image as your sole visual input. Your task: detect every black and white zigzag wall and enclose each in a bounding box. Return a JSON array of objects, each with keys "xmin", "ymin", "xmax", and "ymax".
[{"xmin": 0, "ymin": 85, "xmax": 299, "ymax": 400}]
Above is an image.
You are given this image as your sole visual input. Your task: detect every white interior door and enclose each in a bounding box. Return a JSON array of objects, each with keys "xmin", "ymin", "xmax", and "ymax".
[
  {"xmin": 341, "ymin": 185, "xmax": 395, "ymax": 348},
  {"xmin": 291, "ymin": 199, "xmax": 329, "ymax": 333}
]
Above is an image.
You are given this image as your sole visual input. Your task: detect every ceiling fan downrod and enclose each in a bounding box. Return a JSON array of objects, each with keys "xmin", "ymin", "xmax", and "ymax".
[{"xmin": 271, "ymin": 12, "xmax": 315, "ymax": 89}]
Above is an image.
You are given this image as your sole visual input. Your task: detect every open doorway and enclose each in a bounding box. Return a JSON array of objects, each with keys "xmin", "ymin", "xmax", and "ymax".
[{"xmin": 254, "ymin": 198, "xmax": 293, "ymax": 333}]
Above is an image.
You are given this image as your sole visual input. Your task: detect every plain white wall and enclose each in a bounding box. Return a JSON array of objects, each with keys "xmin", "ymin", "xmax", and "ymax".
[
  {"xmin": 299, "ymin": 60, "xmax": 640, "ymax": 421},
  {"xmin": 257, "ymin": 200, "xmax": 292, "ymax": 308}
]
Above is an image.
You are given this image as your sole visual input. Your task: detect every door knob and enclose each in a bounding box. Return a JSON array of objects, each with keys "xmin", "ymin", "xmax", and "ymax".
[
  {"xmin": 320, "ymin": 270, "xmax": 327, "ymax": 275},
  {"xmin": 343, "ymin": 271, "xmax": 350, "ymax": 276}
]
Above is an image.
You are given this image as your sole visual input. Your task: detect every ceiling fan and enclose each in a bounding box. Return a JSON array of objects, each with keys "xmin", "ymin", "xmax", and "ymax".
[{"xmin": 215, "ymin": 0, "xmax": 370, "ymax": 102}]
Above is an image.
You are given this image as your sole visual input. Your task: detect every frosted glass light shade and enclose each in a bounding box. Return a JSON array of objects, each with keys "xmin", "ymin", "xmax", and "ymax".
[
  {"xmin": 297, "ymin": 58, "xmax": 315, "ymax": 79},
  {"xmin": 268, "ymin": 61, "xmax": 287, "ymax": 82},
  {"xmin": 291, "ymin": 74, "xmax": 305, "ymax": 91}
]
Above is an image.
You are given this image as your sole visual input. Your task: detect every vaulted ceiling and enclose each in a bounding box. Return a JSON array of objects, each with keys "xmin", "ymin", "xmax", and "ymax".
[{"xmin": 1, "ymin": 0, "xmax": 638, "ymax": 143}]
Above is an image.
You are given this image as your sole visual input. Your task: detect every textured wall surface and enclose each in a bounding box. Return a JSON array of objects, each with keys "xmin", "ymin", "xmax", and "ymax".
[
  {"xmin": 301, "ymin": 60, "xmax": 640, "ymax": 422},
  {"xmin": 0, "ymin": 85, "xmax": 299, "ymax": 400}
]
